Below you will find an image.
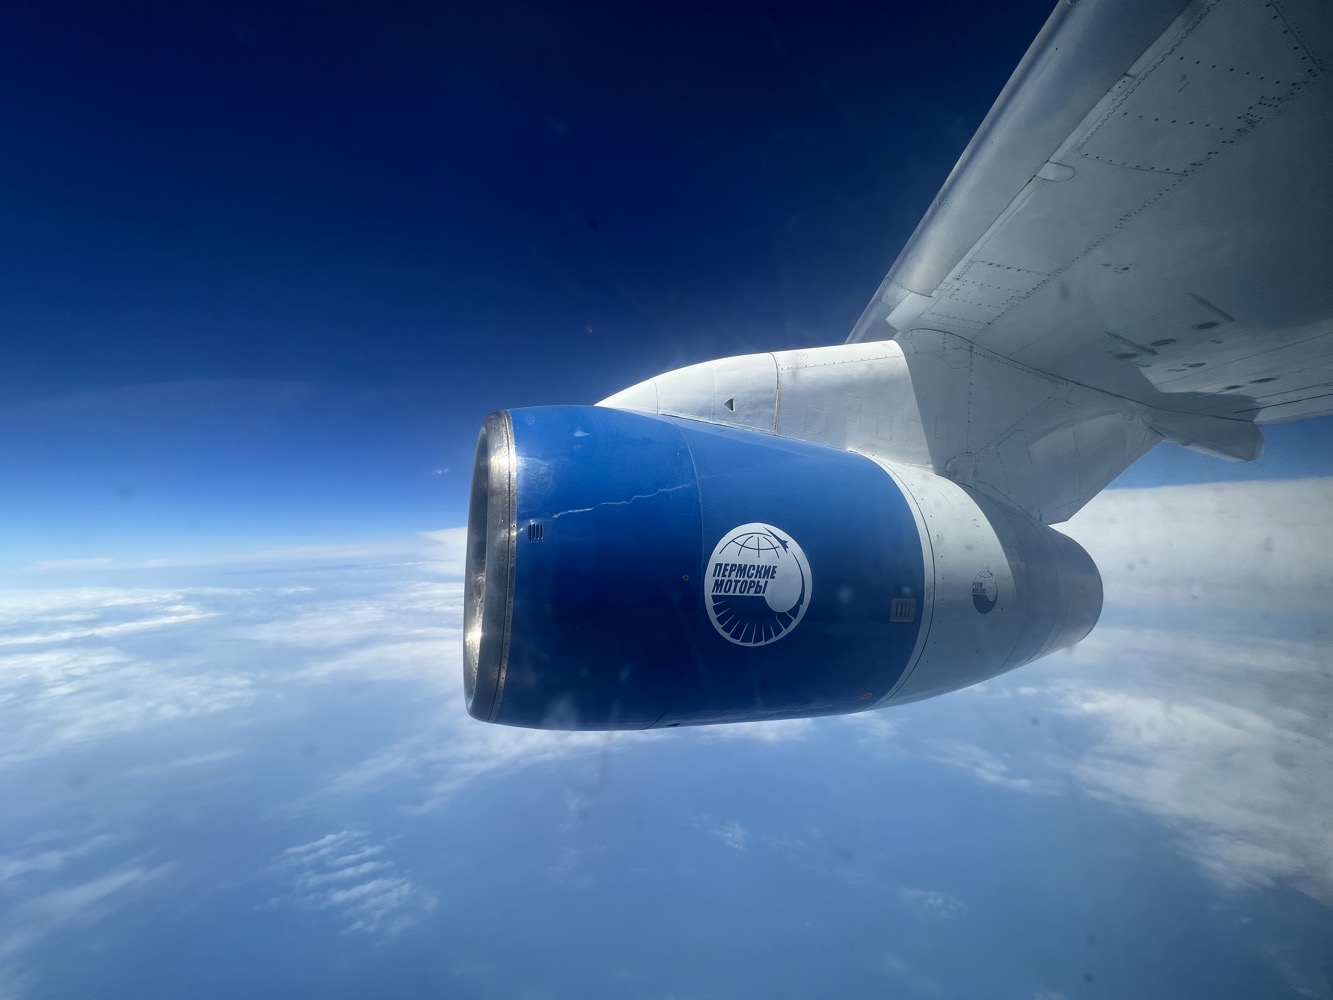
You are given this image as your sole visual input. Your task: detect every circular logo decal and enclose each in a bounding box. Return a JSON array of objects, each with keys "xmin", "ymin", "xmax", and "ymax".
[
  {"xmin": 972, "ymin": 570, "xmax": 997, "ymax": 614},
  {"xmin": 705, "ymin": 523, "xmax": 812, "ymax": 646}
]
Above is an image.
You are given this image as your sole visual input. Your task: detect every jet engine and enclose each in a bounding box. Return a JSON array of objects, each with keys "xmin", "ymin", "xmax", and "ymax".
[{"xmin": 464, "ymin": 405, "xmax": 1101, "ymax": 730}]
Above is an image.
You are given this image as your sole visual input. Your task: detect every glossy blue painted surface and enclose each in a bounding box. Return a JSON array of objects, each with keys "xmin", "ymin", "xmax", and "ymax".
[{"xmin": 495, "ymin": 406, "xmax": 925, "ymax": 729}]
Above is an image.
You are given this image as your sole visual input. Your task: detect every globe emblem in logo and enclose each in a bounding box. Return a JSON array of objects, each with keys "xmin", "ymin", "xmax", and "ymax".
[{"xmin": 705, "ymin": 523, "xmax": 812, "ymax": 646}]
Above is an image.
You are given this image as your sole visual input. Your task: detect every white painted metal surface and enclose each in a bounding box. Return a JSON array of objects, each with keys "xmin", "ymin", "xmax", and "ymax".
[
  {"xmin": 872, "ymin": 462, "xmax": 1102, "ymax": 707},
  {"xmin": 600, "ymin": 342, "xmax": 935, "ymax": 468},
  {"xmin": 850, "ymin": 0, "xmax": 1333, "ymax": 427},
  {"xmin": 600, "ymin": 335, "xmax": 1223, "ymax": 523}
]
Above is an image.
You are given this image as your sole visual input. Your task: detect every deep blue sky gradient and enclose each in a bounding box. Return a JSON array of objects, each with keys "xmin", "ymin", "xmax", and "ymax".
[
  {"xmin": 2, "ymin": 0, "xmax": 1328, "ymax": 566},
  {"xmin": 1, "ymin": 1, "xmax": 1050, "ymax": 396}
]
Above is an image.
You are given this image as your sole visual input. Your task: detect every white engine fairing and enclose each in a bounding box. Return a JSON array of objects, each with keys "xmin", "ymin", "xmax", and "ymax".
[{"xmin": 873, "ymin": 461, "xmax": 1102, "ymax": 705}]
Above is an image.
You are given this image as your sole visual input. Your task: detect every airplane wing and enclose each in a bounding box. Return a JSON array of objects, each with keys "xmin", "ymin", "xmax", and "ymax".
[{"xmin": 847, "ymin": 0, "xmax": 1332, "ymax": 520}]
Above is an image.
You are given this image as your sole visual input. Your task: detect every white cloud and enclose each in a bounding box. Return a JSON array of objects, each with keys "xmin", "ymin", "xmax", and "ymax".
[
  {"xmin": 0, "ymin": 540, "xmax": 1028, "ymax": 860},
  {"xmin": 240, "ymin": 580, "xmax": 461, "ymax": 659},
  {"xmin": 713, "ymin": 820, "xmax": 748, "ymax": 851},
  {"xmin": 121, "ymin": 750, "xmax": 241, "ymax": 779},
  {"xmin": 279, "ymin": 831, "xmax": 361, "ymax": 864},
  {"xmin": 1058, "ymin": 478, "xmax": 1333, "ymax": 613},
  {"xmin": 12, "ymin": 539, "xmax": 449, "ymax": 577},
  {"xmin": 840, "ymin": 712, "xmax": 902, "ymax": 743},
  {"xmin": 0, "ymin": 580, "xmax": 460, "ymax": 768},
  {"xmin": 956, "ymin": 479, "xmax": 1333, "ymax": 906},
  {"xmin": 0, "ymin": 637, "xmax": 256, "ymax": 767},
  {"xmin": 6, "ymin": 520, "xmax": 470, "ymax": 580},
  {"xmin": 3, "ymin": 476, "xmax": 1330, "ymax": 955},
  {"xmin": 20, "ymin": 558, "xmax": 115, "ymax": 574},
  {"xmin": 688, "ymin": 816, "xmax": 750, "ymax": 851},
  {"xmin": 918, "ymin": 739, "xmax": 1050, "ymax": 795},
  {"xmin": 0, "ymin": 862, "xmax": 172, "ymax": 962},
  {"xmin": 0, "ymin": 831, "xmax": 171, "ymax": 995},
  {"xmin": 269, "ymin": 831, "xmax": 435, "ymax": 937},
  {"xmin": 0, "ymin": 609, "xmax": 215, "ymax": 648},
  {"xmin": 1036, "ymin": 627, "xmax": 1333, "ymax": 903},
  {"xmin": 294, "ymin": 637, "xmax": 459, "ymax": 686},
  {"xmin": 546, "ymin": 843, "xmax": 607, "ymax": 884},
  {"xmin": 297, "ymin": 861, "xmax": 393, "ymax": 887},
  {"xmin": 698, "ymin": 717, "xmax": 814, "ymax": 743},
  {"xmin": 876, "ymin": 952, "xmax": 943, "ymax": 996},
  {"xmin": 418, "ymin": 527, "xmax": 467, "ymax": 577},
  {"xmin": 898, "ymin": 887, "xmax": 966, "ymax": 920},
  {"xmin": 309, "ymin": 711, "xmax": 618, "ymax": 815},
  {"xmin": 0, "ymin": 834, "xmax": 117, "ymax": 886},
  {"xmin": 0, "ymin": 588, "xmax": 197, "ymax": 627}
]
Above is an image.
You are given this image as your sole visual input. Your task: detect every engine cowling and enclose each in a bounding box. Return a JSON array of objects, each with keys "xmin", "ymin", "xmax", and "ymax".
[{"xmin": 464, "ymin": 405, "xmax": 1100, "ymax": 730}]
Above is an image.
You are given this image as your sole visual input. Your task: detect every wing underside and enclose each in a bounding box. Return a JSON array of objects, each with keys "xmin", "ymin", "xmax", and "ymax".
[{"xmin": 850, "ymin": 0, "xmax": 1333, "ymax": 431}]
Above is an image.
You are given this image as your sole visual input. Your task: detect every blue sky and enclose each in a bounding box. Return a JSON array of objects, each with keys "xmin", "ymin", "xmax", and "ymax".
[
  {"xmin": 0, "ymin": 0, "xmax": 1049, "ymax": 565},
  {"xmin": 1, "ymin": 0, "xmax": 1048, "ymax": 398},
  {"xmin": 2, "ymin": 0, "xmax": 1329, "ymax": 574}
]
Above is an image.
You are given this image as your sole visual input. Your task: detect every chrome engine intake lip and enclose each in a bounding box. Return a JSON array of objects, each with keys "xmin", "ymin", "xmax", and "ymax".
[{"xmin": 463, "ymin": 410, "xmax": 516, "ymax": 722}]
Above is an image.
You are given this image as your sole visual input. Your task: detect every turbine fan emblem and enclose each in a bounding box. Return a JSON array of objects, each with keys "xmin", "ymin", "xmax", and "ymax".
[{"xmin": 704, "ymin": 523, "xmax": 812, "ymax": 646}]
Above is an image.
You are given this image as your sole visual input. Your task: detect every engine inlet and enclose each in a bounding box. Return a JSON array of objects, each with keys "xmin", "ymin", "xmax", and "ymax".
[{"xmin": 463, "ymin": 411, "xmax": 516, "ymax": 722}]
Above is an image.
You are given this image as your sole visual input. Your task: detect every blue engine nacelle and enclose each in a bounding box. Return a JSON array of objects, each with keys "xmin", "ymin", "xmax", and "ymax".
[{"xmin": 464, "ymin": 406, "xmax": 1101, "ymax": 730}]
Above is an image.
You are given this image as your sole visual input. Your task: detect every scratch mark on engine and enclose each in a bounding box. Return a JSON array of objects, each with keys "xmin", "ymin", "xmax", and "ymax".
[{"xmin": 552, "ymin": 483, "xmax": 692, "ymax": 519}]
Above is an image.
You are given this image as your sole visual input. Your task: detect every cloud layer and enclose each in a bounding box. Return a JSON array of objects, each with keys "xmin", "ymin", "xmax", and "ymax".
[
  {"xmin": 1058, "ymin": 477, "xmax": 1333, "ymax": 614},
  {"xmin": 0, "ymin": 478, "xmax": 1329, "ymax": 995}
]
